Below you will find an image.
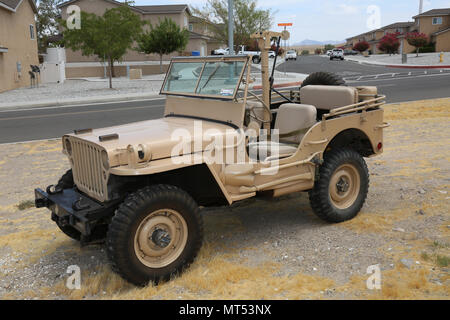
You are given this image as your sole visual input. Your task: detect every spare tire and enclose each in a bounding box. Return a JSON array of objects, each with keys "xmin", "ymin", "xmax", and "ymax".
[{"xmin": 301, "ymin": 71, "xmax": 345, "ymax": 87}]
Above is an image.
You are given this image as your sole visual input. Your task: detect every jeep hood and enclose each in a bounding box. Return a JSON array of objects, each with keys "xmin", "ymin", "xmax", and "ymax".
[{"xmin": 65, "ymin": 117, "xmax": 240, "ymax": 166}]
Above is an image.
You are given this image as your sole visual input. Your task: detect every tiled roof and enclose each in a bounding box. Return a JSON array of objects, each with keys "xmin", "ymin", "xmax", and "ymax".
[
  {"xmin": 59, "ymin": 0, "xmax": 189, "ymax": 15},
  {"xmin": 413, "ymin": 8, "xmax": 450, "ymax": 18},
  {"xmin": 0, "ymin": 0, "xmax": 37, "ymax": 13},
  {"xmin": 346, "ymin": 21, "xmax": 414, "ymax": 40},
  {"xmin": 432, "ymin": 26, "xmax": 450, "ymax": 36},
  {"xmin": 382, "ymin": 22, "xmax": 415, "ymax": 30},
  {"xmin": 135, "ymin": 4, "xmax": 189, "ymax": 14},
  {"xmin": 189, "ymin": 31, "xmax": 210, "ymax": 40}
]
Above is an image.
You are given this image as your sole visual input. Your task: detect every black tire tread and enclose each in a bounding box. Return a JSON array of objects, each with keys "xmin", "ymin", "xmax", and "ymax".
[
  {"xmin": 56, "ymin": 169, "xmax": 74, "ymax": 189},
  {"xmin": 301, "ymin": 71, "xmax": 346, "ymax": 87},
  {"xmin": 309, "ymin": 148, "xmax": 369, "ymax": 223},
  {"xmin": 106, "ymin": 184, "xmax": 203, "ymax": 286}
]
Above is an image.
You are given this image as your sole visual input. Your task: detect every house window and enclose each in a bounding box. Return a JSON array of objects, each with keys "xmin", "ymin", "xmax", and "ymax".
[
  {"xmin": 30, "ymin": 24, "xmax": 35, "ymax": 40},
  {"xmin": 188, "ymin": 24, "xmax": 193, "ymax": 31},
  {"xmin": 432, "ymin": 17, "xmax": 442, "ymax": 25}
]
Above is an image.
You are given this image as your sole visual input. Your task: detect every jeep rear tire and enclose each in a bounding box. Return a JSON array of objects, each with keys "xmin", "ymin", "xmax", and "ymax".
[
  {"xmin": 106, "ymin": 185, "xmax": 203, "ymax": 286},
  {"xmin": 300, "ymin": 71, "xmax": 345, "ymax": 87},
  {"xmin": 308, "ymin": 148, "xmax": 369, "ymax": 223}
]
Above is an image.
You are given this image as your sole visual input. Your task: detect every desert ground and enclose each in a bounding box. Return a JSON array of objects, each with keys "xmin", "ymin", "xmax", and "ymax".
[{"xmin": 0, "ymin": 98, "xmax": 448, "ymax": 299}]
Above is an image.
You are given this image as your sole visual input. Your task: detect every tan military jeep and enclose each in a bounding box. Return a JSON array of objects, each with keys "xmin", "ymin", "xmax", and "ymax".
[{"xmin": 35, "ymin": 31, "xmax": 389, "ymax": 286}]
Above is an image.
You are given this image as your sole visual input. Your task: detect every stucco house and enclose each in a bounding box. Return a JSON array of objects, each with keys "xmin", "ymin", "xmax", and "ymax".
[
  {"xmin": 345, "ymin": 8, "xmax": 450, "ymax": 54},
  {"xmin": 413, "ymin": 8, "xmax": 450, "ymax": 52},
  {"xmin": 0, "ymin": 0, "xmax": 39, "ymax": 92},
  {"xmin": 345, "ymin": 22, "xmax": 416, "ymax": 55},
  {"xmin": 57, "ymin": 0, "xmax": 225, "ymax": 77}
]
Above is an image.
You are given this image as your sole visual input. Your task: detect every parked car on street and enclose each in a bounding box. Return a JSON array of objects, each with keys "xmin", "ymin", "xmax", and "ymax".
[
  {"xmin": 326, "ymin": 50, "xmax": 332, "ymax": 56},
  {"xmin": 213, "ymin": 47, "xmax": 229, "ymax": 55},
  {"xmin": 344, "ymin": 49, "xmax": 358, "ymax": 56},
  {"xmin": 285, "ymin": 50, "xmax": 297, "ymax": 61},
  {"xmin": 330, "ymin": 48, "xmax": 344, "ymax": 60}
]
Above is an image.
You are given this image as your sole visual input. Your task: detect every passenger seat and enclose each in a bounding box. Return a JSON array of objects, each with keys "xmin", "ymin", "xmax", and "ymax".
[{"xmin": 248, "ymin": 103, "xmax": 316, "ymax": 161}]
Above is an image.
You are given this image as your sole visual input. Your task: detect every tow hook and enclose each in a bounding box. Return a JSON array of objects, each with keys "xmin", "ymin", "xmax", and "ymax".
[{"xmin": 46, "ymin": 184, "xmax": 63, "ymax": 195}]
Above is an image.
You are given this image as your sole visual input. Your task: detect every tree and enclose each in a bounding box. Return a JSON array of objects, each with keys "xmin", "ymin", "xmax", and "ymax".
[
  {"xmin": 270, "ymin": 43, "xmax": 284, "ymax": 56},
  {"xmin": 377, "ymin": 32, "xmax": 400, "ymax": 55},
  {"xmin": 314, "ymin": 48, "xmax": 322, "ymax": 55},
  {"xmin": 136, "ymin": 18, "xmax": 189, "ymax": 73},
  {"xmin": 353, "ymin": 41, "xmax": 369, "ymax": 53},
  {"xmin": 301, "ymin": 50, "xmax": 310, "ymax": 55},
  {"xmin": 61, "ymin": 6, "xmax": 145, "ymax": 88},
  {"xmin": 192, "ymin": 0, "xmax": 273, "ymax": 49},
  {"xmin": 36, "ymin": 0, "xmax": 64, "ymax": 53},
  {"xmin": 324, "ymin": 44, "xmax": 335, "ymax": 52},
  {"xmin": 406, "ymin": 32, "xmax": 428, "ymax": 57}
]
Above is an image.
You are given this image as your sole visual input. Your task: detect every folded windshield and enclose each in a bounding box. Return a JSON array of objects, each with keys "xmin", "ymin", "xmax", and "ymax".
[{"xmin": 161, "ymin": 59, "xmax": 246, "ymax": 99}]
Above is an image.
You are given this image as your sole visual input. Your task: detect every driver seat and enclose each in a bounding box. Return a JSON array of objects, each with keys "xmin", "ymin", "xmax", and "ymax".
[{"xmin": 248, "ymin": 103, "xmax": 317, "ymax": 161}]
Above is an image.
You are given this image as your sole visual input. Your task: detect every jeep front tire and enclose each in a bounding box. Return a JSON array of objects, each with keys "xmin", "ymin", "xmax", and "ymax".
[
  {"xmin": 106, "ymin": 185, "xmax": 203, "ymax": 286},
  {"xmin": 309, "ymin": 148, "xmax": 369, "ymax": 223}
]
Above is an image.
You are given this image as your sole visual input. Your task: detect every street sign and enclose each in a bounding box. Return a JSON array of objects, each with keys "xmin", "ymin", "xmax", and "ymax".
[
  {"xmin": 278, "ymin": 23, "xmax": 293, "ymax": 27},
  {"xmin": 281, "ymin": 30, "xmax": 290, "ymax": 40}
]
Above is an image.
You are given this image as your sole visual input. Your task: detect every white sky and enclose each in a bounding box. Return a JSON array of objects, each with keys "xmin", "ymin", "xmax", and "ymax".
[{"xmin": 133, "ymin": 0, "xmax": 450, "ymax": 43}]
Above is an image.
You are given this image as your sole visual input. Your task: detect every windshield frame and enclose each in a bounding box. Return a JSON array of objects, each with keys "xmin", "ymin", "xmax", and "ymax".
[{"xmin": 160, "ymin": 55, "xmax": 250, "ymax": 100}]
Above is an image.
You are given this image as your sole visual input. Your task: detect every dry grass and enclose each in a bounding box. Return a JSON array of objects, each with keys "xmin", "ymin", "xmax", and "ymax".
[
  {"xmin": 35, "ymin": 242, "xmax": 335, "ymax": 300},
  {"xmin": 16, "ymin": 200, "xmax": 35, "ymax": 211},
  {"xmin": 384, "ymin": 98, "xmax": 450, "ymax": 120}
]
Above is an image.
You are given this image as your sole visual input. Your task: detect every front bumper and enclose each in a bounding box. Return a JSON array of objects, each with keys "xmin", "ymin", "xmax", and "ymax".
[{"xmin": 35, "ymin": 187, "xmax": 117, "ymax": 237}]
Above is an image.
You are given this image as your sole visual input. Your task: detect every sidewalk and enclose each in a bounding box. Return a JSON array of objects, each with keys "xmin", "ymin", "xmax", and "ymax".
[
  {"xmin": 345, "ymin": 52, "xmax": 450, "ymax": 68},
  {"xmin": 0, "ymin": 63, "xmax": 307, "ymax": 111}
]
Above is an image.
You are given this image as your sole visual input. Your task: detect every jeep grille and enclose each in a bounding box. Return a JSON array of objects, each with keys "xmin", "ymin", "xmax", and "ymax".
[{"xmin": 69, "ymin": 137, "xmax": 108, "ymax": 202}]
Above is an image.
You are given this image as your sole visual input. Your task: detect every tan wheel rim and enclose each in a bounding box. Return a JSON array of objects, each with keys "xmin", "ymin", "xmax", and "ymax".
[
  {"xmin": 134, "ymin": 209, "xmax": 188, "ymax": 268},
  {"xmin": 328, "ymin": 164, "xmax": 360, "ymax": 210}
]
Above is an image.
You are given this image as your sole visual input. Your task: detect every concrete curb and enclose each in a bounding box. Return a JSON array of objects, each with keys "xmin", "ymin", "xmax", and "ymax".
[
  {"xmin": 385, "ymin": 64, "xmax": 450, "ymax": 69},
  {"xmin": 345, "ymin": 56, "xmax": 450, "ymax": 69},
  {"xmin": 0, "ymin": 92, "xmax": 163, "ymax": 111}
]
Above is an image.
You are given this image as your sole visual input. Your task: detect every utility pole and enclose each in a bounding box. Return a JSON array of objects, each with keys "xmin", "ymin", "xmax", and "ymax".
[
  {"xmin": 419, "ymin": 0, "xmax": 423, "ymax": 14},
  {"xmin": 228, "ymin": 0, "xmax": 234, "ymax": 54}
]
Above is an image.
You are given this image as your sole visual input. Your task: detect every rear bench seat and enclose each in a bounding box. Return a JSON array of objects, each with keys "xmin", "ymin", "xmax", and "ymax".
[{"xmin": 300, "ymin": 85, "xmax": 359, "ymax": 111}]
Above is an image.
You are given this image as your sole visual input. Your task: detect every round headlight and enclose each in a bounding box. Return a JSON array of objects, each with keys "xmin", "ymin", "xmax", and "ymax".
[
  {"xmin": 65, "ymin": 138, "xmax": 72, "ymax": 156},
  {"xmin": 101, "ymin": 150, "xmax": 110, "ymax": 170}
]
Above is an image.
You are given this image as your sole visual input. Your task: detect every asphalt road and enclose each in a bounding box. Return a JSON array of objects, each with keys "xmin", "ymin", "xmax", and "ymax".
[
  {"xmin": 1, "ymin": 55, "xmax": 449, "ymax": 144},
  {"xmin": 277, "ymin": 55, "xmax": 450, "ymax": 103},
  {"xmin": 0, "ymin": 99, "xmax": 165, "ymax": 144}
]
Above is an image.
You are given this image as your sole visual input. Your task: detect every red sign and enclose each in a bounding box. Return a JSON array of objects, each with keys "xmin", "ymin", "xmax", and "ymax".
[{"xmin": 278, "ymin": 23, "xmax": 293, "ymax": 27}]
